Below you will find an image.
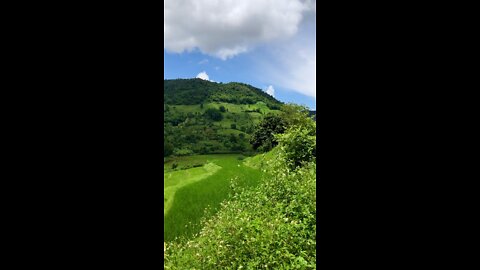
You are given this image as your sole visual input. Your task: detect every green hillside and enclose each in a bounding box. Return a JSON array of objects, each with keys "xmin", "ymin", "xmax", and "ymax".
[
  {"xmin": 164, "ymin": 79, "xmax": 281, "ymax": 108},
  {"xmin": 164, "ymin": 79, "xmax": 284, "ymax": 156}
]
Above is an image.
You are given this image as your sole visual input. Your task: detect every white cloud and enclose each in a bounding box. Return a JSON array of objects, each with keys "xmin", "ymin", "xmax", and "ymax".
[
  {"xmin": 257, "ymin": 11, "xmax": 316, "ymax": 99},
  {"xmin": 164, "ymin": 0, "xmax": 315, "ymax": 60},
  {"xmin": 265, "ymin": 85, "xmax": 275, "ymax": 97},
  {"xmin": 196, "ymin": 71, "xmax": 210, "ymax": 81}
]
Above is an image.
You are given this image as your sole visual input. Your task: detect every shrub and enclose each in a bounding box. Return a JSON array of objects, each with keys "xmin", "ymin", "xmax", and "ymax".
[{"xmin": 276, "ymin": 124, "xmax": 316, "ymax": 169}]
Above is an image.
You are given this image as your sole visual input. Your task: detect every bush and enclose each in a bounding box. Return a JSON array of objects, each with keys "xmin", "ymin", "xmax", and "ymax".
[
  {"xmin": 171, "ymin": 163, "xmax": 178, "ymax": 170},
  {"xmin": 276, "ymin": 123, "xmax": 316, "ymax": 169}
]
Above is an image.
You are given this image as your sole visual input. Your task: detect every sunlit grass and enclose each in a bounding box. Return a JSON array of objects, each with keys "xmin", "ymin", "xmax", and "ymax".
[{"xmin": 164, "ymin": 154, "xmax": 264, "ymax": 241}]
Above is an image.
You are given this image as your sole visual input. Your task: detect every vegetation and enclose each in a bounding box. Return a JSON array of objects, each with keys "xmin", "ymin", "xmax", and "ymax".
[
  {"xmin": 250, "ymin": 114, "xmax": 286, "ymax": 152},
  {"xmin": 204, "ymin": 108, "xmax": 223, "ymax": 121},
  {"xmin": 163, "ymin": 78, "xmax": 317, "ymax": 268},
  {"xmin": 164, "ymin": 105, "xmax": 316, "ymax": 269},
  {"xmin": 164, "ymin": 154, "xmax": 263, "ymax": 241},
  {"xmin": 164, "ymin": 79, "xmax": 280, "ymax": 108},
  {"xmin": 164, "ymin": 79, "xmax": 284, "ymax": 156}
]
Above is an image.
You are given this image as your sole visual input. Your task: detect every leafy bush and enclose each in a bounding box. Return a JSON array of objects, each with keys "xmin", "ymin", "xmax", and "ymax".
[{"xmin": 276, "ymin": 124, "xmax": 316, "ymax": 170}]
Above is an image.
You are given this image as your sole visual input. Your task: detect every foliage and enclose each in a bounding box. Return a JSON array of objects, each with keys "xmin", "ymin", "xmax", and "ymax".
[
  {"xmin": 250, "ymin": 114, "xmax": 286, "ymax": 152},
  {"xmin": 276, "ymin": 119, "xmax": 316, "ymax": 170},
  {"xmin": 164, "ymin": 79, "xmax": 288, "ymax": 156},
  {"xmin": 164, "ymin": 155, "xmax": 263, "ymax": 241},
  {"xmin": 280, "ymin": 104, "xmax": 313, "ymax": 129},
  {"xmin": 165, "ymin": 111, "xmax": 317, "ymax": 269},
  {"xmin": 204, "ymin": 108, "xmax": 223, "ymax": 121},
  {"xmin": 164, "ymin": 79, "xmax": 282, "ymax": 108},
  {"xmin": 174, "ymin": 148, "xmax": 194, "ymax": 156},
  {"xmin": 163, "ymin": 102, "xmax": 281, "ymax": 156},
  {"xmin": 164, "ymin": 142, "xmax": 174, "ymax": 157}
]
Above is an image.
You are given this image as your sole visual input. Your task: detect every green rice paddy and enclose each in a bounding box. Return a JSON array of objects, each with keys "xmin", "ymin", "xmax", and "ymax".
[{"xmin": 164, "ymin": 154, "xmax": 264, "ymax": 241}]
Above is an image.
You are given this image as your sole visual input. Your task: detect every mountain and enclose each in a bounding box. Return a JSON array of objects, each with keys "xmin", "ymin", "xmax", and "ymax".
[
  {"xmin": 164, "ymin": 79, "xmax": 282, "ymax": 109},
  {"xmin": 163, "ymin": 79, "xmax": 283, "ymax": 157}
]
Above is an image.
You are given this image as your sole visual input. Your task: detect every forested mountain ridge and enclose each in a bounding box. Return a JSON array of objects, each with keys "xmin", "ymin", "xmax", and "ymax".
[{"xmin": 164, "ymin": 79, "xmax": 282, "ymax": 109}]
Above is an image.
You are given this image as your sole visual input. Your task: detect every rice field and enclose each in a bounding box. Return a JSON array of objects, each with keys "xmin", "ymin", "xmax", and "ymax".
[{"xmin": 164, "ymin": 154, "xmax": 264, "ymax": 241}]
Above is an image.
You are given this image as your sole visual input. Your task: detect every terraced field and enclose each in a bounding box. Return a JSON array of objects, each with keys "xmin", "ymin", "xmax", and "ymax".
[{"xmin": 164, "ymin": 154, "xmax": 264, "ymax": 241}]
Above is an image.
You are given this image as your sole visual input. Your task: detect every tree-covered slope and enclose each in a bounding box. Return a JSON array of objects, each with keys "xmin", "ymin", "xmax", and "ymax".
[
  {"xmin": 164, "ymin": 79, "xmax": 282, "ymax": 109},
  {"xmin": 163, "ymin": 79, "xmax": 284, "ymax": 156}
]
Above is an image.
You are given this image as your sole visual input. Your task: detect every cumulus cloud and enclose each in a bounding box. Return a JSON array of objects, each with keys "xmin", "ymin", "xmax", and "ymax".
[
  {"xmin": 196, "ymin": 71, "xmax": 210, "ymax": 81},
  {"xmin": 164, "ymin": 0, "xmax": 315, "ymax": 60},
  {"xmin": 257, "ymin": 10, "xmax": 316, "ymax": 99},
  {"xmin": 265, "ymin": 85, "xmax": 275, "ymax": 97}
]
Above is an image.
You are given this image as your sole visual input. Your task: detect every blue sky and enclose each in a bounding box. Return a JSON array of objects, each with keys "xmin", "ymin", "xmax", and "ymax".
[{"xmin": 164, "ymin": 0, "xmax": 316, "ymax": 110}]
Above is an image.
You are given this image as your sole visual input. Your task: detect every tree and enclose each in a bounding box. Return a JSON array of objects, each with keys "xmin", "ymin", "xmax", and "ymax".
[
  {"xmin": 164, "ymin": 142, "xmax": 174, "ymax": 157},
  {"xmin": 229, "ymin": 134, "xmax": 237, "ymax": 143},
  {"xmin": 231, "ymin": 123, "xmax": 236, "ymax": 129},
  {"xmin": 204, "ymin": 108, "xmax": 223, "ymax": 121},
  {"xmin": 250, "ymin": 114, "xmax": 286, "ymax": 152},
  {"xmin": 280, "ymin": 104, "xmax": 311, "ymax": 129}
]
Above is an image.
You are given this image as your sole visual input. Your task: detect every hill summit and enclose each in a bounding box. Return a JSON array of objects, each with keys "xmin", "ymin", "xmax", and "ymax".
[{"xmin": 164, "ymin": 79, "xmax": 282, "ymax": 109}]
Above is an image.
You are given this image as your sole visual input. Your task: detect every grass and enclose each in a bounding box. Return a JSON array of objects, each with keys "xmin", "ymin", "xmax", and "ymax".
[
  {"xmin": 164, "ymin": 152, "xmax": 317, "ymax": 269},
  {"xmin": 164, "ymin": 162, "xmax": 221, "ymax": 216},
  {"xmin": 164, "ymin": 154, "xmax": 264, "ymax": 241}
]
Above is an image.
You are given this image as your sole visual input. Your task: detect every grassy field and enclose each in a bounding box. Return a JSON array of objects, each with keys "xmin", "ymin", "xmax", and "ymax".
[{"xmin": 164, "ymin": 154, "xmax": 264, "ymax": 241}]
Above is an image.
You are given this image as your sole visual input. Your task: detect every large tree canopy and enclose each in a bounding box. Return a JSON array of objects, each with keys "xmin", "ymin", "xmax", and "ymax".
[{"xmin": 250, "ymin": 114, "xmax": 286, "ymax": 152}]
